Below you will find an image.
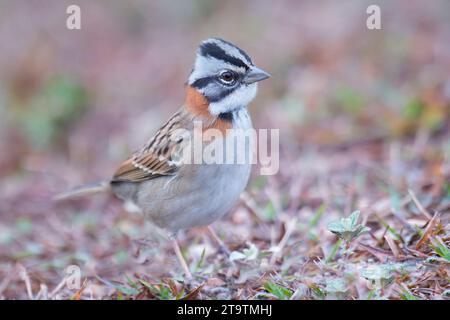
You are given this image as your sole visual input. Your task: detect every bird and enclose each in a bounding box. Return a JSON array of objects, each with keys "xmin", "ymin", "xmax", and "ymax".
[{"xmin": 55, "ymin": 38, "xmax": 270, "ymax": 278}]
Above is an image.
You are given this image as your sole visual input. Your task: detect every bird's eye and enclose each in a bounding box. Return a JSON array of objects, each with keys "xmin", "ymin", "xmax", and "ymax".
[{"xmin": 219, "ymin": 70, "xmax": 236, "ymax": 85}]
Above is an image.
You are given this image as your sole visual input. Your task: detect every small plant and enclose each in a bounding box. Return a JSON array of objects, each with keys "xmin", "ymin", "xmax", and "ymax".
[
  {"xmin": 326, "ymin": 211, "xmax": 371, "ymax": 263},
  {"xmin": 328, "ymin": 210, "xmax": 370, "ymax": 243}
]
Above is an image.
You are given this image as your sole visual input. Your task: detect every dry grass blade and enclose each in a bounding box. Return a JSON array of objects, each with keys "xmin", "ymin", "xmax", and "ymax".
[
  {"xmin": 239, "ymin": 192, "xmax": 265, "ymax": 224},
  {"xmin": 71, "ymin": 279, "xmax": 88, "ymax": 300},
  {"xmin": 181, "ymin": 282, "xmax": 205, "ymax": 300},
  {"xmin": 0, "ymin": 273, "xmax": 12, "ymax": 298},
  {"xmin": 358, "ymin": 243, "xmax": 391, "ymax": 262},
  {"xmin": 415, "ymin": 211, "xmax": 441, "ymax": 250},
  {"xmin": 35, "ymin": 284, "xmax": 49, "ymax": 300},
  {"xmin": 270, "ymin": 218, "xmax": 297, "ymax": 265},
  {"xmin": 17, "ymin": 264, "xmax": 34, "ymax": 300},
  {"xmin": 408, "ymin": 189, "xmax": 433, "ymax": 219},
  {"xmin": 384, "ymin": 234, "xmax": 400, "ymax": 258},
  {"xmin": 49, "ymin": 275, "xmax": 68, "ymax": 299},
  {"xmin": 163, "ymin": 277, "xmax": 181, "ymax": 297}
]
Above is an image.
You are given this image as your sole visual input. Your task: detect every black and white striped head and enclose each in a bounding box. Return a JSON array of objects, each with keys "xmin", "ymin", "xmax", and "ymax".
[{"xmin": 188, "ymin": 38, "xmax": 270, "ymax": 116}]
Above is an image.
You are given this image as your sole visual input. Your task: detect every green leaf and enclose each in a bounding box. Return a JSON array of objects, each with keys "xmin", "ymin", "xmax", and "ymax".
[
  {"xmin": 400, "ymin": 291, "xmax": 420, "ymax": 300},
  {"xmin": 403, "ymin": 98, "xmax": 424, "ymax": 120},
  {"xmin": 124, "ymin": 274, "xmax": 139, "ymax": 289},
  {"xmin": 138, "ymin": 280, "xmax": 173, "ymax": 300},
  {"xmin": 251, "ymin": 176, "xmax": 268, "ymax": 189},
  {"xmin": 309, "ymin": 203, "xmax": 326, "ymax": 227},
  {"xmin": 430, "ymin": 237, "xmax": 450, "ymax": 262},
  {"xmin": 325, "ymin": 238, "xmax": 343, "ymax": 263},
  {"xmin": 367, "ymin": 289, "xmax": 377, "ymax": 300},
  {"xmin": 263, "ymin": 200, "xmax": 277, "ymax": 221},
  {"xmin": 263, "ymin": 282, "xmax": 293, "ymax": 300},
  {"xmin": 334, "ymin": 86, "xmax": 365, "ymax": 114},
  {"xmin": 15, "ymin": 217, "xmax": 33, "ymax": 234},
  {"xmin": 195, "ymin": 248, "xmax": 206, "ymax": 271},
  {"xmin": 310, "ymin": 284, "xmax": 326, "ymax": 299},
  {"xmin": 115, "ymin": 285, "xmax": 139, "ymax": 296},
  {"xmin": 445, "ymin": 182, "xmax": 450, "ymax": 199},
  {"xmin": 158, "ymin": 286, "xmax": 173, "ymax": 300}
]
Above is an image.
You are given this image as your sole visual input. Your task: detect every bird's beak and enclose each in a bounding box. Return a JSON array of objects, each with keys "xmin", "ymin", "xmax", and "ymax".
[{"xmin": 243, "ymin": 66, "xmax": 271, "ymax": 84}]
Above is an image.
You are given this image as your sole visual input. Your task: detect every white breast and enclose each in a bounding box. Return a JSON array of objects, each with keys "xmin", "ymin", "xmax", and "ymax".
[
  {"xmin": 144, "ymin": 108, "xmax": 254, "ymax": 231},
  {"xmin": 233, "ymin": 108, "xmax": 253, "ymax": 129}
]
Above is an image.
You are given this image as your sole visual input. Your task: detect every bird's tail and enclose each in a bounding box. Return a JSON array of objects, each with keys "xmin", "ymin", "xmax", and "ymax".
[{"xmin": 53, "ymin": 181, "xmax": 111, "ymax": 201}]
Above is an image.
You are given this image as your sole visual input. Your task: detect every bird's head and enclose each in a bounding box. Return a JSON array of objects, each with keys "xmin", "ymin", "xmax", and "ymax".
[{"xmin": 187, "ymin": 38, "xmax": 270, "ymax": 117}]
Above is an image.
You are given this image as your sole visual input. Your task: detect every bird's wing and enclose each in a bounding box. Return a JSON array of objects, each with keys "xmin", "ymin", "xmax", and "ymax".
[{"xmin": 112, "ymin": 109, "xmax": 192, "ymax": 183}]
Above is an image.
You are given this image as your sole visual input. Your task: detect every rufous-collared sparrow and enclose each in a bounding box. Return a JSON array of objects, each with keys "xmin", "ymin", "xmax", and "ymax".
[{"xmin": 55, "ymin": 38, "xmax": 270, "ymax": 277}]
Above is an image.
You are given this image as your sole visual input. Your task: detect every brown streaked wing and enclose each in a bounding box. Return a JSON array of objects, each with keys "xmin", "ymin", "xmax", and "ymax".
[{"xmin": 112, "ymin": 109, "xmax": 191, "ymax": 183}]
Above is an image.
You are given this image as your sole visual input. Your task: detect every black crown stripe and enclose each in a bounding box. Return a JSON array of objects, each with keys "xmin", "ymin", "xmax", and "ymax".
[
  {"xmin": 213, "ymin": 38, "xmax": 253, "ymax": 65},
  {"xmin": 200, "ymin": 42, "xmax": 249, "ymax": 70}
]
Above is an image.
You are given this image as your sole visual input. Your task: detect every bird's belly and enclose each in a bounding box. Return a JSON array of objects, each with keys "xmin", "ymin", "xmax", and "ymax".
[{"xmin": 136, "ymin": 162, "xmax": 251, "ymax": 232}]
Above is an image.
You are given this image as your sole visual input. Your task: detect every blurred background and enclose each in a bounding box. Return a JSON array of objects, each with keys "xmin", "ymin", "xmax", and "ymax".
[{"xmin": 0, "ymin": 0, "xmax": 449, "ymax": 299}]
